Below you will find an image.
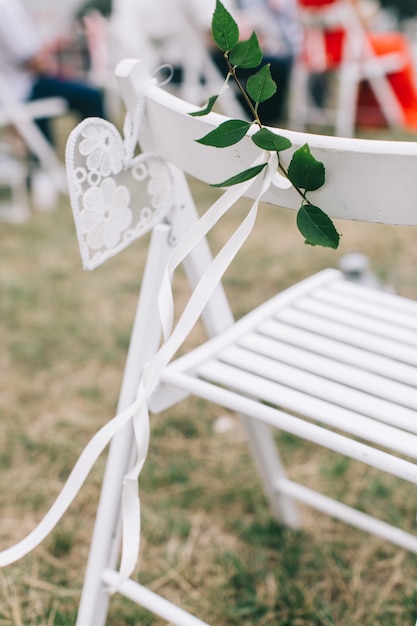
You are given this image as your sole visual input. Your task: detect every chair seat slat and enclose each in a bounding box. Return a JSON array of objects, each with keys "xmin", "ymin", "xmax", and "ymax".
[
  {"xmin": 196, "ymin": 358, "xmax": 417, "ymax": 456},
  {"xmin": 214, "ymin": 345, "xmax": 417, "ymax": 432},
  {"xmin": 258, "ymin": 319, "xmax": 417, "ymax": 385},
  {"xmin": 238, "ymin": 332, "xmax": 417, "ymax": 407},
  {"xmin": 312, "ymin": 286, "xmax": 417, "ymax": 330},
  {"xmin": 331, "ymin": 279, "xmax": 417, "ymax": 315},
  {"xmin": 295, "ymin": 297, "xmax": 417, "ymax": 347},
  {"xmin": 276, "ymin": 308, "xmax": 417, "ymax": 364}
]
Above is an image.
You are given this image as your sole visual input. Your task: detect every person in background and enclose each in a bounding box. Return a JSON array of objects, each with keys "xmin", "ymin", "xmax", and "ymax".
[
  {"xmin": 0, "ymin": 0, "xmax": 105, "ymax": 145},
  {"xmin": 110, "ymin": 0, "xmax": 224, "ymax": 80},
  {"xmin": 110, "ymin": 0, "xmax": 299, "ymax": 124},
  {"xmin": 234, "ymin": 0, "xmax": 303, "ymax": 124}
]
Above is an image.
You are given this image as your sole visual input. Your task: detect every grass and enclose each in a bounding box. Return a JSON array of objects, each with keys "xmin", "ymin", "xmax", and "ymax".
[{"xmin": 1, "ymin": 134, "xmax": 417, "ymax": 625}]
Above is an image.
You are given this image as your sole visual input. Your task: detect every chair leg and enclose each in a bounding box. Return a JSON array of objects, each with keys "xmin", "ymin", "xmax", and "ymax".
[
  {"xmin": 335, "ymin": 63, "xmax": 360, "ymax": 137},
  {"xmin": 13, "ymin": 114, "xmax": 66, "ymax": 192},
  {"xmin": 76, "ymin": 223, "xmax": 174, "ymax": 625},
  {"xmin": 76, "ymin": 425, "xmax": 136, "ymax": 626},
  {"xmin": 366, "ymin": 72, "xmax": 405, "ymax": 129},
  {"xmin": 238, "ymin": 415, "xmax": 300, "ymax": 528},
  {"xmin": 288, "ymin": 63, "xmax": 310, "ymax": 131}
]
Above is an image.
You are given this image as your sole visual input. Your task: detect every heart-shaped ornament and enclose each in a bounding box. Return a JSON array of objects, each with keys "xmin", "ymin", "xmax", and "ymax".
[{"xmin": 66, "ymin": 117, "xmax": 174, "ymax": 270}]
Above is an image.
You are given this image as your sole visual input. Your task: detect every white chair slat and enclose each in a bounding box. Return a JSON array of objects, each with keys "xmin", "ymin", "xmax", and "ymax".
[
  {"xmin": 214, "ymin": 345, "xmax": 417, "ymax": 431},
  {"xmin": 330, "ymin": 279, "xmax": 417, "ymax": 314},
  {"xmin": 276, "ymin": 308, "xmax": 417, "ymax": 365},
  {"xmin": 163, "ymin": 366, "xmax": 417, "ymax": 485},
  {"xmin": 278, "ymin": 479, "xmax": 417, "ymax": 553},
  {"xmin": 294, "ymin": 298, "xmax": 417, "ymax": 347},
  {"xmin": 196, "ymin": 358, "xmax": 417, "ymax": 457},
  {"xmin": 238, "ymin": 333, "xmax": 417, "ymax": 409},
  {"xmin": 258, "ymin": 319, "xmax": 417, "ymax": 386},
  {"xmin": 313, "ymin": 286, "xmax": 417, "ymax": 330}
]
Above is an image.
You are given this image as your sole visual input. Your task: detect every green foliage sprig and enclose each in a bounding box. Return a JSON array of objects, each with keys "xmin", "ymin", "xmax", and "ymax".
[{"xmin": 191, "ymin": 0, "xmax": 340, "ymax": 249}]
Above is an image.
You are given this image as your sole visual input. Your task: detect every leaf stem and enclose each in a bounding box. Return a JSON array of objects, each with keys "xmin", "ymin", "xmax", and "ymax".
[
  {"xmin": 224, "ymin": 52, "xmax": 262, "ymax": 127},
  {"xmin": 278, "ymin": 160, "xmax": 307, "ymax": 202},
  {"xmin": 226, "ymin": 50, "xmax": 309, "ymax": 205}
]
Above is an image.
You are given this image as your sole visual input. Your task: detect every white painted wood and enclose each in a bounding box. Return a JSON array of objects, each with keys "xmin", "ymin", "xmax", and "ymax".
[
  {"xmin": 257, "ymin": 320, "xmax": 417, "ymax": 385},
  {"xmin": 196, "ymin": 357, "xmax": 417, "ymax": 449},
  {"xmin": 116, "ymin": 59, "xmax": 417, "ymax": 227},
  {"xmin": 234, "ymin": 336, "xmax": 417, "ymax": 409},
  {"xmin": 159, "ymin": 368, "xmax": 417, "ymax": 484},
  {"xmin": 0, "ymin": 73, "xmax": 67, "ymax": 191},
  {"xmin": 278, "ymin": 480, "xmax": 417, "ymax": 553},
  {"xmin": 76, "ymin": 224, "xmax": 175, "ymax": 626},
  {"xmin": 296, "ymin": 298, "xmax": 417, "ymax": 346},
  {"xmin": 0, "ymin": 96, "xmax": 66, "ymax": 125},
  {"xmin": 102, "ymin": 570, "xmax": 211, "ymax": 626},
  {"xmin": 276, "ymin": 307, "xmax": 417, "ymax": 366},
  {"xmin": 71, "ymin": 58, "xmax": 417, "ymax": 626}
]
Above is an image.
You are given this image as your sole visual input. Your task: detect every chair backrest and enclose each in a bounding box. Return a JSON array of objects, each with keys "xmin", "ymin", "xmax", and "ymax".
[
  {"xmin": 116, "ymin": 57, "xmax": 417, "ymax": 228},
  {"xmin": 0, "ymin": 72, "xmax": 66, "ymax": 191},
  {"xmin": 109, "ymin": 0, "xmax": 245, "ymax": 118}
]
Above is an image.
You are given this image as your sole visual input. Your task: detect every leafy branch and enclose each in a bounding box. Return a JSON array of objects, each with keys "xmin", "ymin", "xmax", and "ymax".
[{"xmin": 191, "ymin": 0, "xmax": 340, "ymax": 249}]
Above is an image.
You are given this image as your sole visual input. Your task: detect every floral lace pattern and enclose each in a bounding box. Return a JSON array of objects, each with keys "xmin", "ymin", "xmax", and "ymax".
[{"xmin": 66, "ymin": 117, "xmax": 174, "ymax": 270}]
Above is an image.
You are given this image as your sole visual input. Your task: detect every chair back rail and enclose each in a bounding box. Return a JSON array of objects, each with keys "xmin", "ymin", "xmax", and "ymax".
[{"xmin": 116, "ymin": 58, "xmax": 417, "ymax": 226}]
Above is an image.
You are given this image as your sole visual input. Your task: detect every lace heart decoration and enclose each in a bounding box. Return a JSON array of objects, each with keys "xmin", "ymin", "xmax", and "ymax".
[{"xmin": 66, "ymin": 117, "xmax": 174, "ymax": 270}]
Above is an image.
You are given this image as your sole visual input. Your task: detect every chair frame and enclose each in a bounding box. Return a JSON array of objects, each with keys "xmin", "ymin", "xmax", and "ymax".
[
  {"xmin": 68, "ymin": 58, "xmax": 417, "ymax": 626},
  {"xmin": 0, "ymin": 73, "xmax": 67, "ymax": 191}
]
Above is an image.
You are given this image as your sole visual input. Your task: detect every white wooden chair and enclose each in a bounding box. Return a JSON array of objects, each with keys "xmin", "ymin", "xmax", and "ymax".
[
  {"xmin": 108, "ymin": 0, "xmax": 247, "ymax": 119},
  {"xmin": 0, "ymin": 52, "xmax": 408, "ymax": 622},
  {"xmin": 0, "ymin": 73, "xmax": 67, "ymax": 197},
  {"xmin": 290, "ymin": 0, "xmax": 408, "ymax": 136},
  {"xmin": 62, "ymin": 57, "xmax": 417, "ymax": 626}
]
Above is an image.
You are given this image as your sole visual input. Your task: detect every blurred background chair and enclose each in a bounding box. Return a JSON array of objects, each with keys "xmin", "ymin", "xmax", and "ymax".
[
  {"xmin": 0, "ymin": 141, "xmax": 31, "ymax": 223},
  {"xmin": 109, "ymin": 0, "xmax": 247, "ymax": 118},
  {"xmin": 0, "ymin": 71, "xmax": 67, "ymax": 200},
  {"xmin": 0, "ymin": 0, "xmax": 107, "ymax": 215},
  {"xmin": 290, "ymin": 0, "xmax": 417, "ymax": 136},
  {"xmin": 66, "ymin": 58, "xmax": 417, "ymax": 626}
]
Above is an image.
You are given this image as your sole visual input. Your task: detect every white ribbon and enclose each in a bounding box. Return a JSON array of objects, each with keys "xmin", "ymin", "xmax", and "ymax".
[
  {"xmin": 0, "ymin": 91, "xmax": 280, "ymax": 592},
  {"xmin": 122, "ymin": 78, "xmax": 157, "ymax": 164},
  {"xmin": 115, "ymin": 150, "xmax": 279, "ymax": 589},
  {"xmin": 122, "ymin": 65, "xmax": 174, "ymax": 164}
]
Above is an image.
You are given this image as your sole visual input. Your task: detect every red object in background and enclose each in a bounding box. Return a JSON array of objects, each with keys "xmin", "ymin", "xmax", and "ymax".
[{"xmin": 298, "ymin": 0, "xmax": 417, "ymax": 129}]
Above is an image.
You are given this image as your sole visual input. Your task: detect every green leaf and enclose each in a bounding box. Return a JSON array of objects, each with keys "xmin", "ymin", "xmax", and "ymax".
[
  {"xmin": 252, "ymin": 128, "xmax": 292, "ymax": 152},
  {"xmin": 196, "ymin": 119, "xmax": 251, "ymax": 147},
  {"xmin": 287, "ymin": 144, "xmax": 325, "ymax": 191},
  {"xmin": 247, "ymin": 64, "xmax": 277, "ymax": 104},
  {"xmin": 212, "ymin": 0, "xmax": 239, "ymax": 51},
  {"xmin": 211, "ymin": 162, "xmax": 267, "ymax": 187},
  {"xmin": 189, "ymin": 95, "xmax": 219, "ymax": 117},
  {"xmin": 297, "ymin": 204, "xmax": 340, "ymax": 249},
  {"xmin": 229, "ymin": 32, "xmax": 262, "ymax": 69}
]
